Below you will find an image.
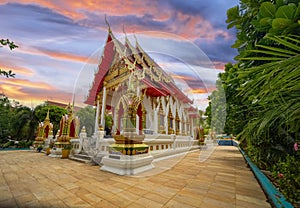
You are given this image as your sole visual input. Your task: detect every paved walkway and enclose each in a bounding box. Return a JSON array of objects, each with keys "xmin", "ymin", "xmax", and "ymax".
[{"xmin": 0, "ymin": 146, "xmax": 271, "ymax": 208}]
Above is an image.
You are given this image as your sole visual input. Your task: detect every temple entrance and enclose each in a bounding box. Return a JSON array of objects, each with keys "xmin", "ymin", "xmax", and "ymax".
[
  {"xmin": 137, "ymin": 103, "xmax": 143, "ymax": 134},
  {"xmin": 70, "ymin": 120, "xmax": 75, "ymax": 137},
  {"xmin": 44, "ymin": 125, "xmax": 49, "ymax": 138},
  {"xmin": 116, "ymin": 102, "xmax": 124, "ymax": 135}
]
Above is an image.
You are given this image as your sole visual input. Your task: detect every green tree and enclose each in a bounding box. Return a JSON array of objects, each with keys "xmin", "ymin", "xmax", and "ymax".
[
  {"xmin": 75, "ymin": 106, "xmax": 95, "ymax": 137},
  {"xmin": 205, "ymin": 76, "xmax": 226, "ymax": 134},
  {"xmin": 227, "ymin": 0, "xmax": 300, "ymax": 59},
  {"xmin": 0, "ymin": 38, "xmax": 18, "ymax": 78},
  {"xmin": 238, "ymin": 35, "xmax": 300, "ymax": 167},
  {"xmin": 10, "ymin": 106, "xmax": 37, "ymax": 141},
  {"xmin": 0, "ymin": 95, "xmax": 13, "ymax": 142},
  {"xmin": 210, "ymin": 1, "xmax": 300, "ymax": 203},
  {"xmin": 34, "ymin": 103, "xmax": 68, "ymax": 137}
]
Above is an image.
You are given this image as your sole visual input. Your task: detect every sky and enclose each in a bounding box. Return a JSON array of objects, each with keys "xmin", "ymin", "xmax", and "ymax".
[{"xmin": 0, "ymin": 0, "xmax": 238, "ymax": 110}]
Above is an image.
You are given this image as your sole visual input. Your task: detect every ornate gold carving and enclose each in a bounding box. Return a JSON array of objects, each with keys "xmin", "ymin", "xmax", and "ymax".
[{"xmin": 168, "ymin": 105, "xmax": 174, "ymax": 135}]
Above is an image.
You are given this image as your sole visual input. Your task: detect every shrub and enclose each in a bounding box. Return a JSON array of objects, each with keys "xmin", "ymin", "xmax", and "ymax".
[{"xmin": 272, "ymin": 155, "xmax": 300, "ymax": 205}]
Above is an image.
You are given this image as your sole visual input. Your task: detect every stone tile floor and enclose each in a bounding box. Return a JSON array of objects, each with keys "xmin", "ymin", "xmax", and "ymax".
[{"xmin": 0, "ymin": 146, "xmax": 271, "ymax": 208}]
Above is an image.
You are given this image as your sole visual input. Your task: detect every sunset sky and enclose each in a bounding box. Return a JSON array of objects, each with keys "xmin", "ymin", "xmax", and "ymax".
[{"xmin": 0, "ymin": 0, "xmax": 238, "ymax": 110}]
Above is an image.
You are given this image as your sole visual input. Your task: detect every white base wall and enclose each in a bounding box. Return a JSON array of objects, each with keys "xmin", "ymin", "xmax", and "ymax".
[{"xmin": 100, "ymin": 154, "xmax": 154, "ymax": 175}]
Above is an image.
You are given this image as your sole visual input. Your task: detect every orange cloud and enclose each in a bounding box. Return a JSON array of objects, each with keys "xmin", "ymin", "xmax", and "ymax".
[
  {"xmin": 1, "ymin": 84, "xmax": 27, "ymax": 97},
  {"xmin": 0, "ymin": 0, "xmax": 231, "ymax": 42},
  {"xmin": 188, "ymin": 89, "xmax": 208, "ymax": 94},
  {"xmin": 171, "ymin": 75, "xmax": 196, "ymax": 81},
  {"xmin": 0, "ymin": 77, "xmax": 73, "ymax": 106},
  {"xmin": 187, "ymin": 86, "xmax": 217, "ymax": 94},
  {"xmin": 16, "ymin": 46, "xmax": 88, "ymax": 63},
  {"xmin": 1, "ymin": 78, "xmax": 54, "ymax": 90},
  {"xmin": 37, "ymin": 49, "xmax": 88, "ymax": 63},
  {"xmin": 0, "ymin": 65, "xmax": 34, "ymax": 76}
]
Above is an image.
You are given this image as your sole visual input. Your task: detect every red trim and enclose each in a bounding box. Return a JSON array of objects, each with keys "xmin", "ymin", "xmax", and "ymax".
[{"xmin": 85, "ymin": 33, "xmax": 116, "ymax": 105}]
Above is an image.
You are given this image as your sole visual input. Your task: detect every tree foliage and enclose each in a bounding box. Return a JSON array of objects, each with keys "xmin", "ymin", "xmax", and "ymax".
[
  {"xmin": 0, "ymin": 96, "xmax": 13, "ymax": 140},
  {"xmin": 0, "ymin": 97, "xmax": 68, "ymax": 145},
  {"xmin": 75, "ymin": 106, "xmax": 95, "ymax": 137},
  {"xmin": 34, "ymin": 104, "xmax": 68, "ymax": 137},
  {"xmin": 205, "ymin": 0, "xmax": 300, "ymax": 203},
  {"xmin": 0, "ymin": 38, "xmax": 18, "ymax": 78},
  {"xmin": 205, "ymin": 78, "xmax": 226, "ymax": 134}
]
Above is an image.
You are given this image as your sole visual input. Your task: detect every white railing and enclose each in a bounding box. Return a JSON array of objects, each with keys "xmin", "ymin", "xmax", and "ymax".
[{"xmin": 76, "ymin": 128, "xmax": 200, "ymax": 165}]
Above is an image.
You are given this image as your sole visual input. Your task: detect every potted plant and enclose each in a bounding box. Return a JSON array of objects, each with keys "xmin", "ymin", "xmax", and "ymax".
[
  {"xmin": 61, "ymin": 144, "xmax": 71, "ymax": 159},
  {"xmin": 46, "ymin": 142, "xmax": 54, "ymax": 155}
]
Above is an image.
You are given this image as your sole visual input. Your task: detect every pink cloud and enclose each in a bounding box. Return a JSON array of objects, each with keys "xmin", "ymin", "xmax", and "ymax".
[{"xmin": 0, "ymin": 0, "xmax": 231, "ymax": 42}]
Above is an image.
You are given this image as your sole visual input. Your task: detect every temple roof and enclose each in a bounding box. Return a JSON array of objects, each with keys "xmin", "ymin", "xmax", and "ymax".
[{"xmin": 85, "ymin": 28, "xmax": 193, "ymax": 105}]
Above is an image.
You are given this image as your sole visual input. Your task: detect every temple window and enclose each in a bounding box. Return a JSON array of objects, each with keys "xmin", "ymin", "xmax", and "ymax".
[{"xmin": 150, "ymin": 146, "xmax": 153, "ymax": 151}]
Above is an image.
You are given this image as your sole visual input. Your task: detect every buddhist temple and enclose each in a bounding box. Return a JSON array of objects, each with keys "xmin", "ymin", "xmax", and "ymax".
[
  {"xmin": 79, "ymin": 25, "xmax": 200, "ymax": 175},
  {"xmin": 85, "ymin": 26, "xmax": 199, "ymax": 139}
]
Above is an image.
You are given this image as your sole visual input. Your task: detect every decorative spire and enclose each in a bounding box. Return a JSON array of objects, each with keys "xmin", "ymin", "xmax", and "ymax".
[
  {"xmin": 66, "ymin": 102, "xmax": 73, "ymax": 115},
  {"xmin": 133, "ymin": 34, "xmax": 141, "ymax": 49},
  {"xmin": 123, "ymin": 24, "xmax": 126, "ymax": 35},
  {"xmin": 45, "ymin": 109, "xmax": 50, "ymax": 121},
  {"xmin": 72, "ymin": 94, "xmax": 75, "ymax": 113},
  {"xmin": 105, "ymin": 14, "xmax": 111, "ymax": 33}
]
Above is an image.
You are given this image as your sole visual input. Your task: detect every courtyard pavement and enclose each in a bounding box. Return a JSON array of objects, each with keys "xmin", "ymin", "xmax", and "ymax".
[{"xmin": 0, "ymin": 146, "xmax": 271, "ymax": 208}]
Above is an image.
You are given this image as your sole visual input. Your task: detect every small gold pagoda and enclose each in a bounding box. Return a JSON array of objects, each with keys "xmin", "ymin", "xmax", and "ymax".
[
  {"xmin": 54, "ymin": 103, "xmax": 80, "ymax": 149},
  {"xmin": 33, "ymin": 110, "xmax": 53, "ymax": 148}
]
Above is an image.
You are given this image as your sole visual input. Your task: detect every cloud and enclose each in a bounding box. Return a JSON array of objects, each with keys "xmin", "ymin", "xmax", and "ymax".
[
  {"xmin": 0, "ymin": 65, "xmax": 34, "ymax": 76},
  {"xmin": 1, "ymin": 78, "xmax": 54, "ymax": 90},
  {"xmin": 0, "ymin": 0, "xmax": 238, "ymax": 109},
  {"xmin": 0, "ymin": 77, "xmax": 73, "ymax": 105},
  {"xmin": 32, "ymin": 47, "xmax": 89, "ymax": 63}
]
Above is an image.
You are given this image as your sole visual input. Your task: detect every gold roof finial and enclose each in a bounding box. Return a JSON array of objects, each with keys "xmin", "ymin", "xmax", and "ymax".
[
  {"xmin": 66, "ymin": 102, "xmax": 73, "ymax": 114},
  {"xmin": 133, "ymin": 34, "xmax": 139, "ymax": 46},
  {"xmin": 45, "ymin": 109, "xmax": 50, "ymax": 121},
  {"xmin": 123, "ymin": 24, "xmax": 126, "ymax": 35}
]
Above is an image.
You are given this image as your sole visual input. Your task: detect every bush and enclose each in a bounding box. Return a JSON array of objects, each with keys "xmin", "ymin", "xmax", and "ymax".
[
  {"xmin": 17, "ymin": 140, "xmax": 27, "ymax": 148},
  {"xmin": 26, "ymin": 140, "xmax": 33, "ymax": 147},
  {"xmin": 2, "ymin": 140, "xmax": 14, "ymax": 148},
  {"xmin": 272, "ymin": 155, "xmax": 300, "ymax": 205}
]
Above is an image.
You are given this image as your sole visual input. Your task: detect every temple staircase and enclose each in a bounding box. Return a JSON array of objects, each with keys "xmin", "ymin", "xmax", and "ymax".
[{"xmin": 69, "ymin": 152, "xmax": 94, "ymax": 164}]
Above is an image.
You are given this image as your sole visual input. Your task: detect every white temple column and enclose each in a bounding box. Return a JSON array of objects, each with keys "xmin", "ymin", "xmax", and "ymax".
[
  {"xmin": 100, "ymin": 86, "xmax": 107, "ymax": 128},
  {"xmin": 185, "ymin": 121, "xmax": 188, "ymax": 135},
  {"xmin": 154, "ymin": 108, "xmax": 158, "ymax": 134},
  {"xmin": 165, "ymin": 105, "xmax": 168, "ymax": 134},
  {"xmin": 191, "ymin": 116, "xmax": 194, "ymax": 138},
  {"xmin": 94, "ymin": 98, "xmax": 100, "ymax": 133}
]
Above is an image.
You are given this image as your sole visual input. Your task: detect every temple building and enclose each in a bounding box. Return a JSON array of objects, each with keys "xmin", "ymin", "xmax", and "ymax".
[
  {"xmin": 85, "ymin": 27, "xmax": 199, "ymax": 139},
  {"xmin": 76, "ymin": 26, "xmax": 202, "ymax": 175}
]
